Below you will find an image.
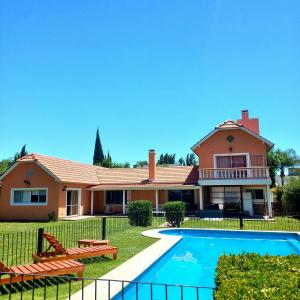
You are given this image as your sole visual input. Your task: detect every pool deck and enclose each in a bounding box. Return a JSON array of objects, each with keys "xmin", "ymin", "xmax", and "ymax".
[{"xmin": 68, "ymin": 232, "xmax": 181, "ymax": 300}]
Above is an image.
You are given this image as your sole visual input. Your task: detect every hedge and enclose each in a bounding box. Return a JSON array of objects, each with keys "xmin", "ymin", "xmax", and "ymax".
[
  {"xmin": 127, "ymin": 200, "xmax": 153, "ymax": 226},
  {"xmin": 214, "ymin": 253, "xmax": 300, "ymax": 300},
  {"xmin": 163, "ymin": 201, "xmax": 185, "ymax": 227}
]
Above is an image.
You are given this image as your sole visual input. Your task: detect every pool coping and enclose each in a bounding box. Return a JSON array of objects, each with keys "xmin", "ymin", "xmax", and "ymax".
[
  {"xmin": 68, "ymin": 227, "xmax": 299, "ymax": 299},
  {"xmin": 68, "ymin": 233, "xmax": 182, "ymax": 300}
]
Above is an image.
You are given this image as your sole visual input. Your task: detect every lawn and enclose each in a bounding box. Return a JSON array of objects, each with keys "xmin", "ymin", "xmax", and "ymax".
[
  {"xmin": 0, "ymin": 224, "xmax": 157, "ymax": 299},
  {"xmin": 182, "ymin": 216, "xmax": 300, "ymax": 231}
]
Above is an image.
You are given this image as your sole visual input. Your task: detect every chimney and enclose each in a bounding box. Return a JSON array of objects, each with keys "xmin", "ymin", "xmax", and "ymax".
[
  {"xmin": 148, "ymin": 149, "xmax": 156, "ymax": 181},
  {"xmin": 237, "ymin": 109, "xmax": 260, "ymax": 135}
]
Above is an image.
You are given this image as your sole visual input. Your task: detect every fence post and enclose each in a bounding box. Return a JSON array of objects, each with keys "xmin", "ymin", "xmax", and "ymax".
[
  {"xmin": 102, "ymin": 217, "xmax": 106, "ymax": 240},
  {"xmin": 239, "ymin": 212, "xmax": 243, "ymax": 230},
  {"xmin": 37, "ymin": 228, "xmax": 44, "ymax": 254}
]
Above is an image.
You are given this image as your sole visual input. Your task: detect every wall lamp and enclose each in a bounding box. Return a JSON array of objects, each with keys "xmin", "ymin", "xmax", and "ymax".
[{"xmin": 62, "ymin": 185, "xmax": 68, "ymax": 192}]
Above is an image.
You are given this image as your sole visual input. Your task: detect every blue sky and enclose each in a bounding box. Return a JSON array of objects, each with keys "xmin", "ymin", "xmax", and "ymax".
[{"xmin": 1, "ymin": 0, "xmax": 299, "ymax": 165}]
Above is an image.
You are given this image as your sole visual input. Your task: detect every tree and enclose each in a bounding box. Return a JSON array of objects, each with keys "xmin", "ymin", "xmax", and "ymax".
[
  {"xmin": 178, "ymin": 158, "xmax": 186, "ymax": 166},
  {"xmin": 14, "ymin": 144, "xmax": 28, "ymax": 162},
  {"xmin": 282, "ymin": 177, "xmax": 300, "ymax": 213},
  {"xmin": 0, "ymin": 159, "xmax": 11, "ymax": 175},
  {"xmin": 267, "ymin": 150, "xmax": 280, "ymax": 187},
  {"xmin": 157, "ymin": 153, "xmax": 176, "ymax": 165},
  {"xmin": 93, "ymin": 129, "xmax": 104, "ymax": 165},
  {"xmin": 101, "ymin": 151, "xmax": 130, "ymax": 168},
  {"xmin": 178, "ymin": 153, "xmax": 198, "ymax": 166},
  {"xmin": 276, "ymin": 149, "xmax": 300, "ymax": 186},
  {"xmin": 133, "ymin": 160, "xmax": 148, "ymax": 168}
]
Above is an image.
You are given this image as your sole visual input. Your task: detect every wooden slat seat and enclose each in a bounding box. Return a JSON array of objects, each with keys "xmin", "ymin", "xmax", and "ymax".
[
  {"xmin": 0, "ymin": 259, "xmax": 84, "ymax": 285},
  {"xmin": 33, "ymin": 233, "xmax": 118, "ymax": 263}
]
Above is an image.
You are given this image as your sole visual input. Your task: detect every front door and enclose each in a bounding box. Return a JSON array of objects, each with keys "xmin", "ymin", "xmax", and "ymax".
[{"xmin": 66, "ymin": 190, "xmax": 79, "ymax": 216}]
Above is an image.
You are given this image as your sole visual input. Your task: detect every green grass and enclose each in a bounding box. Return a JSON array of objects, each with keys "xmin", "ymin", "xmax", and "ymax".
[
  {"xmin": 0, "ymin": 225, "xmax": 157, "ymax": 299},
  {"xmin": 182, "ymin": 216, "xmax": 300, "ymax": 231}
]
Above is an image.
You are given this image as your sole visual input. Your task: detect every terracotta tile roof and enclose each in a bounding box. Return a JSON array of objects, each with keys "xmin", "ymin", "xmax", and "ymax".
[
  {"xmin": 17, "ymin": 154, "xmax": 199, "ymax": 186},
  {"xmin": 18, "ymin": 153, "xmax": 103, "ymax": 185},
  {"xmin": 216, "ymin": 120, "xmax": 243, "ymax": 129},
  {"xmin": 96, "ymin": 166, "xmax": 199, "ymax": 185}
]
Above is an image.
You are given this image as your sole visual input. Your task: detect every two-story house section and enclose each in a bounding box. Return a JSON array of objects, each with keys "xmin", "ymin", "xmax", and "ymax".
[{"xmin": 192, "ymin": 110, "xmax": 274, "ymax": 217}]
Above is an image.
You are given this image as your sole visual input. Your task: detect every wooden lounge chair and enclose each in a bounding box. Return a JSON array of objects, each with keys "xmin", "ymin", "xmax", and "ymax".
[
  {"xmin": 32, "ymin": 233, "xmax": 118, "ymax": 263},
  {"xmin": 0, "ymin": 259, "xmax": 84, "ymax": 285}
]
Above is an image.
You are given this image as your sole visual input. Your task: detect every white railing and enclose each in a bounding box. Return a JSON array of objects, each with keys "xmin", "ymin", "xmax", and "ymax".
[{"xmin": 199, "ymin": 167, "xmax": 270, "ymax": 180}]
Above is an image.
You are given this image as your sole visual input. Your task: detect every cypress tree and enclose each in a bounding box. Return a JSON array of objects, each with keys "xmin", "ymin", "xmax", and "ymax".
[{"xmin": 93, "ymin": 129, "xmax": 104, "ymax": 165}]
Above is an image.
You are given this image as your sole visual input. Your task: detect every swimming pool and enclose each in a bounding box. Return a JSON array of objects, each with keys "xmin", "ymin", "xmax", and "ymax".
[{"xmin": 113, "ymin": 229, "xmax": 300, "ymax": 300}]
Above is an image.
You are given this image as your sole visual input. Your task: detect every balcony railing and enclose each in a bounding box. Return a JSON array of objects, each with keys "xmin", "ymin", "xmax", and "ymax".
[{"xmin": 199, "ymin": 167, "xmax": 270, "ymax": 180}]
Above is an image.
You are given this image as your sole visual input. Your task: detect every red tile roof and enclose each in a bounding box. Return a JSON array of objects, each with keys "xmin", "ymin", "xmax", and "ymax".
[
  {"xmin": 17, "ymin": 154, "xmax": 199, "ymax": 187},
  {"xmin": 216, "ymin": 120, "xmax": 243, "ymax": 129}
]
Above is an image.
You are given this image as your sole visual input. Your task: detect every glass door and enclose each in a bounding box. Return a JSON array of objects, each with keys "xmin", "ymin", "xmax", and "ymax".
[{"xmin": 66, "ymin": 190, "xmax": 79, "ymax": 216}]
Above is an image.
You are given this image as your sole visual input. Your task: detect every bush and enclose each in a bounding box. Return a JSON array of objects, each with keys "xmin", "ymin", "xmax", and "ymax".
[
  {"xmin": 48, "ymin": 211, "xmax": 58, "ymax": 222},
  {"xmin": 214, "ymin": 253, "xmax": 300, "ymax": 300},
  {"xmin": 163, "ymin": 201, "xmax": 185, "ymax": 227},
  {"xmin": 128, "ymin": 200, "xmax": 153, "ymax": 226},
  {"xmin": 282, "ymin": 177, "xmax": 300, "ymax": 213}
]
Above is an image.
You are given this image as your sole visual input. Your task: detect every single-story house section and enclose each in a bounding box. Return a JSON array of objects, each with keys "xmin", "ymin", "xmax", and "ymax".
[{"xmin": 0, "ymin": 110, "xmax": 274, "ymax": 221}]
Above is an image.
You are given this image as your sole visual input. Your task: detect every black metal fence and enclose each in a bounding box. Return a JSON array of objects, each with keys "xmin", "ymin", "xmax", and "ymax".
[
  {"xmin": 1, "ymin": 212, "xmax": 299, "ymax": 267},
  {"xmin": 0, "ymin": 272, "xmax": 214, "ymax": 299}
]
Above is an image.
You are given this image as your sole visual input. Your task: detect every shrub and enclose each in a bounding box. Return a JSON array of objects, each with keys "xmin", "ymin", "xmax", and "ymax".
[
  {"xmin": 163, "ymin": 201, "xmax": 185, "ymax": 227},
  {"xmin": 282, "ymin": 177, "xmax": 300, "ymax": 213},
  {"xmin": 48, "ymin": 211, "xmax": 58, "ymax": 222},
  {"xmin": 128, "ymin": 200, "xmax": 153, "ymax": 226},
  {"xmin": 214, "ymin": 253, "xmax": 300, "ymax": 300}
]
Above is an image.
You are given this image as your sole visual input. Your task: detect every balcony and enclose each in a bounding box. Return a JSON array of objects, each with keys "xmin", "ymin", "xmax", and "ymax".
[{"xmin": 198, "ymin": 167, "xmax": 271, "ymax": 186}]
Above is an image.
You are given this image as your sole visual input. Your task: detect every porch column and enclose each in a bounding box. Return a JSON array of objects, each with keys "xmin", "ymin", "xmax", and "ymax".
[
  {"xmin": 155, "ymin": 190, "xmax": 159, "ymax": 213},
  {"xmin": 122, "ymin": 190, "xmax": 126, "ymax": 215},
  {"xmin": 266, "ymin": 185, "xmax": 273, "ymax": 217},
  {"xmin": 90, "ymin": 191, "xmax": 94, "ymax": 215},
  {"xmin": 199, "ymin": 187, "xmax": 203, "ymax": 210}
]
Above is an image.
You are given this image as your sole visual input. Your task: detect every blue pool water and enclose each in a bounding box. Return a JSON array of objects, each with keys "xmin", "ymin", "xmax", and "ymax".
[{"xmin": 113, "ymin": 229, "xmax": 300, "ymax": 300}]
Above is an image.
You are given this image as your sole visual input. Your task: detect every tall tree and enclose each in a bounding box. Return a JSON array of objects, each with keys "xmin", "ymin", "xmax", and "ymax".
[
  {"xmin": 14, "ymin": 144, "xmax": 28, "ymax": 162},
  {"xmin": 267, "ymin": 150, "xmax": 280, "ymax": 187},
  {"xmin": 93, "ymin": 129, "xmax": 104, "ymax": 165}
]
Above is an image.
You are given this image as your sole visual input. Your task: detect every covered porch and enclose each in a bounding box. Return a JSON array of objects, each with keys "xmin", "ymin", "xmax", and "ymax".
[
  {"xmin": 88, "ymin": 184, "xmax": 201, "ymax": 215},
  {"xmin": 198, "ymin": 184, "xmax": 273, "ymax": 217}
]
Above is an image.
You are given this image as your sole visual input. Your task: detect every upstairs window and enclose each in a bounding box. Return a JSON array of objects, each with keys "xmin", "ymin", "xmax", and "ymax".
[
  {"xmin": 11, "ymin": 189, "xmax": 47, "ymax": 205},
  {"xmin": 216, "ymin": 155, "xmax": 247, "ymax": 168}
]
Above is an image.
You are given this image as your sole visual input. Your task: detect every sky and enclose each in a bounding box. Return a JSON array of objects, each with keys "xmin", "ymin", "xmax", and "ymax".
[{"xmin": 1, "ymin": 0, "xmax": 299, "ymax": 165}]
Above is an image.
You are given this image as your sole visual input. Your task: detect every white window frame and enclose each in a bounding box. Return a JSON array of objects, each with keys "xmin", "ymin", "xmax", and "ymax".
[
  {"xmin": 65, "ymin": 188, "xmax": 82, "ymax": 217},
  {"xmin": 10, "ymin": 188, "xmax": 48, "ymax": 206}
]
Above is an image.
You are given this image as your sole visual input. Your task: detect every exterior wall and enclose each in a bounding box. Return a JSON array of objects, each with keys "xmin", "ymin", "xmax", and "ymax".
[
  {"xmin": 57, "ymin": 183, "xmax": 91, "ymax": 219},
  {"xmin": 131, "ymin": 190, "xmax": 156, "ymax": 207},
  {"xmin": 93, "ymin": 191, "xmax": 105, "ymax": 214},
  {"xmin": 0, "ymin": 162, "xmax": 60, "ymax": 221},
  {"xmin": 0, "ymin": 162, "xmax": 93, "ymax": 220},
  {"xmin": 193, "ymin": 129, "xmax": 268, "ymax": 169}
]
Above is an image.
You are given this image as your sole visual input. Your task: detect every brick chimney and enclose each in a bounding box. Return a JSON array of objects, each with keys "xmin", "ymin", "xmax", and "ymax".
[
  {"xmin": 148, "ymin": 149, "xmax": 156, "ymax": 181},
  {"xmin": 237, "ymin": 109, "xmax": 260, "ymax": 135}
]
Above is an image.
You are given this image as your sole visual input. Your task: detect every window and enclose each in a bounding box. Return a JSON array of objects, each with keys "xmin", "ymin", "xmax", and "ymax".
[
  {"xmin": 11, "ymin": 189, "xmax": 47, "ymax": 205},
  {"xmin": 106, "ymin": 191, "xmax": 127, "ymax": 205},
  {"xmin": 216, "ymin": 155, "xmax": 247, "ymax": 168}
]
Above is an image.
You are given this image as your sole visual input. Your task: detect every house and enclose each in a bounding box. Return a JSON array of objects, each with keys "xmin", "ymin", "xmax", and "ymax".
[{"xmin": 0, "ymin": 110, "xmax": 274, "ymax": 221}]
